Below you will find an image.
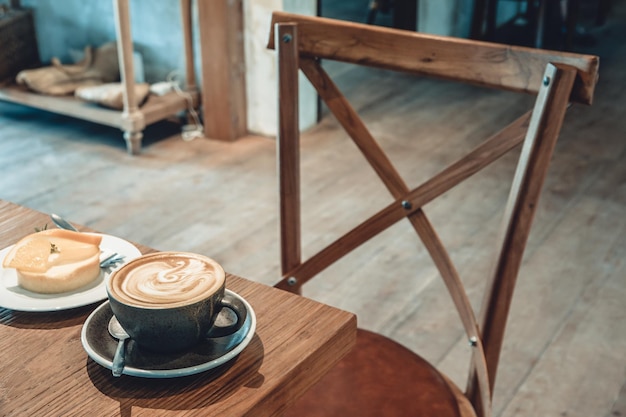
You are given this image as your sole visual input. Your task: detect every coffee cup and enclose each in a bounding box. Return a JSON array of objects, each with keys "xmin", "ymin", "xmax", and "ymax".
[{"xmin": 106, "ymin": 251, "xmax": 247, "ymax": 353}]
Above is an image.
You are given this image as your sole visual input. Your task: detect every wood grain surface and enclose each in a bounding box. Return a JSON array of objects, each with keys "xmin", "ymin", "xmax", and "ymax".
[
  {"xmin": 268, "ymin": 11, "xmax": 599, "ymax": 105},
  {"xmin": 0, "ymin": 201, "xmax": 356, "ymax": 417}
]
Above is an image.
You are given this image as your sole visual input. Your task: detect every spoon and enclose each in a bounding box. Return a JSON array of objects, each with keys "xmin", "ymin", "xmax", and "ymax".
[
  {"xmin": 108, "ymin": 316, "xmax": 130, "ymax": 377},
  {"xmin": 50, "ymin": 213, "xmax": 79, "ymax": 232}
]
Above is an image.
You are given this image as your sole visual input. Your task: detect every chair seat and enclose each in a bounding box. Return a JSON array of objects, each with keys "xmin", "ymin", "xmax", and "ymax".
[{"xmin": 284, "ymin": 329, "xmax": 476, "ymax": 417}]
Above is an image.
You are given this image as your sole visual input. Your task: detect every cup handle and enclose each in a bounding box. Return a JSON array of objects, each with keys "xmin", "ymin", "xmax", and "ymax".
[{"xmin": 206, "ymin": 293, "xmax": 248, "ymax": 338}]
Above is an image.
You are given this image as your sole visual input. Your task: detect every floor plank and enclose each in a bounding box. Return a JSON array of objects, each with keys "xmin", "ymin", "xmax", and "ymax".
[{"xmin": 500, "ymin": 218, "xmax": 625, "ymax": 417}]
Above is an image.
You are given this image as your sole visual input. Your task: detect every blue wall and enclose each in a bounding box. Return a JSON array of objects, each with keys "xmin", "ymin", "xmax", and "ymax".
[{"xmin": 18, "ymin": 0, "xmax": 195, "ymax": 84}]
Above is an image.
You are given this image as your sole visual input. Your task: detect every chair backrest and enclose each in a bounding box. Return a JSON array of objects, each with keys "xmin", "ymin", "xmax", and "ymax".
[{"xmin": 268, "ymin": 12, "xmax": 598, "ymax": 417}]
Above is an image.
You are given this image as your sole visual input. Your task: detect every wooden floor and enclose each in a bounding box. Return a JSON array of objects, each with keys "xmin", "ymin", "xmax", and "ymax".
[{"xmin": 1, "ymin": 2, "xmax": 625, "ymax": 416}]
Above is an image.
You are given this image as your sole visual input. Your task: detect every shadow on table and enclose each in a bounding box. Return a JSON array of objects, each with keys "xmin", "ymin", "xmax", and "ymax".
[
  {"xmin": 87, "ymin": 333, "xmax": 265, "ymax": 416},
  {"xmin": 1, "ymin": 303, "xmax": 99, "ymax": 329}
]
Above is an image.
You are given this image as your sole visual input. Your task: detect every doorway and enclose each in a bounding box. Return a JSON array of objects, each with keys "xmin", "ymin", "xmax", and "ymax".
[{"xmin": 318, "ymin": 0, "xmax": 416, "ymax": 30}]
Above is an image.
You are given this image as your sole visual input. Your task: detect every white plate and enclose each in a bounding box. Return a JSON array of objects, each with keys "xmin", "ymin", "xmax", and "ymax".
[
  {"xmin": 0, "ymin": 234, "xmax": 141, "ymax": 312},
  {"xmin": 81, "ymin": 290, "xmax": 256, "ymax": 378}
]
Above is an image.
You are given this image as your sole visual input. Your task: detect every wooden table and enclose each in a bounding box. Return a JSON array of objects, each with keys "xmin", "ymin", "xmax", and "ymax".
[{"xmin": 0, "ymin": 200, "xmax": 356, "ymax": 416}]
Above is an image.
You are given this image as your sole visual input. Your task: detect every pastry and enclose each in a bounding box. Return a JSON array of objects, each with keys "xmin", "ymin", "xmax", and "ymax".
[{"xmin": 3, "ymin": 229, "xmax": 103, "ymax": 294}]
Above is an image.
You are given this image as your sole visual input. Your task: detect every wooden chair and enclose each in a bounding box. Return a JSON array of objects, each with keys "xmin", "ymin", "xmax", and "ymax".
[{"xmin": 267, "ymin": 12, "xmax": 599, "ymax": 417}]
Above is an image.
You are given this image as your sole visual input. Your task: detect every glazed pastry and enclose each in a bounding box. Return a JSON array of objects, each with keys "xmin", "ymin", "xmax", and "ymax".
[{"xmin": 3, "ymin": 229, "xmax": 102, "ymax": 294}]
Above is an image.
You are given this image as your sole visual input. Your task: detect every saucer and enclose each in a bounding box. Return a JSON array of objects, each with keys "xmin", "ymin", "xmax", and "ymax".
[{"xmin": 80, "ymin": 289, "xmax": 256, "ymax": 378}]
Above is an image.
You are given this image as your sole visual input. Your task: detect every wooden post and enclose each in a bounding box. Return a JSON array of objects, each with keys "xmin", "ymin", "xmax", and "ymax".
[
  {"xmin": 180, "ymin": 0, "xmax": 197, "ymax": 94},
  {"xmin": 197, "ymin": 0, "xmax": 247, "ymax": 141},
  {"xmin": 276, "ymin": 23, "xmax": 302, "ymax": 294},
  {"xmin": 113, "ymin": 0, "xmax": 144, "ymax": 155}
]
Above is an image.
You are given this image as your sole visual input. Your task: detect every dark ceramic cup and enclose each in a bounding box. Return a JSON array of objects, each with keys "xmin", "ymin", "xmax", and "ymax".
[{"xmin": 106, "ymin": 252, "xmax": 247, "ymax": 353}]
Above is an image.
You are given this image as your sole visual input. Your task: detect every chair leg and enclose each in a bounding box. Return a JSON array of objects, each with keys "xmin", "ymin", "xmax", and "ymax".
[
  {"xmin": 485, "ymin": 0, "xmax": 498, "ymax": 40},
  {"xmin": 392, "ymin": 0, "xmax": 418, "ymax": 31},
  {"xmin": 470, "ymin": 0, "xmax": 487, "ymax": 39},
  {"xmin": 535, "ymin": 0, "xmax": 547, "ymax": 48},
  {"xmin": 565, "ymin": 0, "xmax": 580, "ymax": 50},
  {"xmin": 596, "ymin": 0, "xmax": 611, "ymax": 26},
  {"xmin": 366, "ymin": 1, "xmax": 379, "ymax": 24}
]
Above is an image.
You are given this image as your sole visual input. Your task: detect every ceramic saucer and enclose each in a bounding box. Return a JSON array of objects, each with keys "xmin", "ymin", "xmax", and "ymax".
[{"xmin": 80, "ymin": 289, "xmax": 256, "ymax": 378}]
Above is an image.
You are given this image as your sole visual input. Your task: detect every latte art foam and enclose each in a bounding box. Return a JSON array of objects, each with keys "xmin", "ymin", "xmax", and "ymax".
[{"xmin": 108, "ymin": 253, "xmax": 225, "ymax": 308}]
